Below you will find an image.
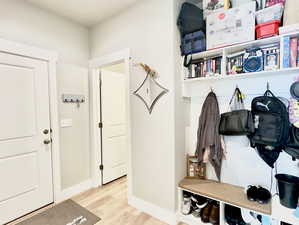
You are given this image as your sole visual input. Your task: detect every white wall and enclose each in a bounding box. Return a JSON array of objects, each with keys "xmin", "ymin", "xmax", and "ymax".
[
  {"xmin": 90, "ymin": 0, "xmax": 185, "ymax": 212},
  {"xmin": 58, "ymin": 65, "xmax": 90, "ymax": 189},
  {"xmin": 0, "ymin": 0, "xmax": 89, "ymax": 66},
  {"xmin": 174, "ymin": 0, "xmax": 189, "ymax": 210},
  {"xmin": 0, "ymin": 0, "xmax": 91, "ymax": 190}
]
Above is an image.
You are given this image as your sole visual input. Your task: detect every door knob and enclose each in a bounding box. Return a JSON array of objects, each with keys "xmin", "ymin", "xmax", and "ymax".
[
  {"xmin": 44, "ymin": 139, "xmax": 51, "ymax": 145},
  {"xmin": 43, "ymin": 129, "xmax": 49, "ymax": 134}
]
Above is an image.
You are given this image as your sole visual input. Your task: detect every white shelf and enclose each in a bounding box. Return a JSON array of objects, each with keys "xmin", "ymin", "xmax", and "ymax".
[
  {"xmin": 184, "ymin": 67, "xmax": 299, "ymax": 84},
  {"xmin": 192, "ymin": 48, "xmax": 223, "ymax": 60}
]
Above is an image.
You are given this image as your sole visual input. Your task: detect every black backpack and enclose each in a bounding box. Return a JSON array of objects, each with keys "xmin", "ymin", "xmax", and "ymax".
[
  {"xmin": 250, "ymin": 89, "xmax": 290, "ymax": 148},
  {"xmin": 177, "ymin": 2, "xmax": 205, "ymax": 38}
]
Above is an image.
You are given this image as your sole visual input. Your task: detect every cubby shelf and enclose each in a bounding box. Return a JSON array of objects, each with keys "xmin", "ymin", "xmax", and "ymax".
[
  {"xmin": 178, "ymin": 178, "xmax": 299, "ymax": 225},
  {"xmin": 182, "ymin": 31, "xmax": 299, "ymax": 98},
  {"xmin": 179, "ymin": 178, "xmax": 271, "ymax": 215}
]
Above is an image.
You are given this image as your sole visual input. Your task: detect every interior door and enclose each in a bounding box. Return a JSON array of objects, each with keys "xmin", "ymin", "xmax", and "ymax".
[
  {"xmin": 101, "ymin": 69, "xmax": 127, "ymax": 184},
  {"xmin": 0, "ymin": 52, "xmax": 53, "ymax": 224}
]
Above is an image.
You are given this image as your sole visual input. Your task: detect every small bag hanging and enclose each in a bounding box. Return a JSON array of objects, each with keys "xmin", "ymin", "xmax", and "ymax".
[{"xmin": 219, "ymin": 88, "xmax": 254, "ymax": 136}]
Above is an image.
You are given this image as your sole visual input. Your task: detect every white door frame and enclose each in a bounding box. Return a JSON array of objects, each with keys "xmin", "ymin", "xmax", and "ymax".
[
  {"xmin": 0, "ymin": 38, "xmax": 62, "ymax": 203},
  {"xmin": 89, "ymin": 49, "xmax": 132, "ymax": 196}
]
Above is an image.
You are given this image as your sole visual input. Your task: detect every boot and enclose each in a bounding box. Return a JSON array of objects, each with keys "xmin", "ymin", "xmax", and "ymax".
[
  {"xmin": 209, "ymin": 202, "xmax": 220, "ymax": 225},
  {"xmin": 201, "ymin": 201, "xmax": 213, "ymax": 223}
]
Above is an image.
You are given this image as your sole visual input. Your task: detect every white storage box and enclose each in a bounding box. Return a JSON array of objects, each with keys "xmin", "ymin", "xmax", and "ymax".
[
  {"xmin": 206, "ymin": 2, "xmax": 256, "ymax": 50},
  {"xmin": 256, "ymin": 3, "xmax": 284, "ymax": 25}
]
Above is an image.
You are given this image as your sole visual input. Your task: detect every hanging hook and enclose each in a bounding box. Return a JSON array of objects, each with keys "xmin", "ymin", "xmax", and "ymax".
[
  {"xmin": 132, "ymin": 62, "xmax": 157, "ymax": 78},
  {"xmin": 267, "ymin": 82, "xmax": 270, "ymax": 91},
  {"xmin": 210, "ymin": 86, "xmax": 214, "ymax": 92}
]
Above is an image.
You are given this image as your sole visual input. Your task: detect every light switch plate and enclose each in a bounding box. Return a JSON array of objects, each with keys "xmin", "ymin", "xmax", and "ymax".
[{"xmin": 61, "ymin": 119, "xmax": 73, "ymax": 128}]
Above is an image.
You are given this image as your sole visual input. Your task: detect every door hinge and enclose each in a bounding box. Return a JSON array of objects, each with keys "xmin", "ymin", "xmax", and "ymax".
[
  {"xmin": 98, "ymin": 122, "xmax": 103, "ymax": 128},
  {"xmin": 99, "ymin": 164, "xmax": 104, "ymax": 170}
]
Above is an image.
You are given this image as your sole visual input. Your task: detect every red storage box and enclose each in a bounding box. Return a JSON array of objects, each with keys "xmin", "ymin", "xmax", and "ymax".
[{"xmin": 256, "ymin": 20, "xmax": 280, "ymax": 39}]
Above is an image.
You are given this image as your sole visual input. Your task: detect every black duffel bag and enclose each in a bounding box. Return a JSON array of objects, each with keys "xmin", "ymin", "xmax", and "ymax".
[
  {"xmin": 219, "ymin": 110, "xmax": 254, "ymax": 136},
  {"xmin": 177, "ymin": 2, "xmax": 206, "ymax": 67},
  {"xmin": 177, "ymin": 2, "xmax": 205, "ymax": 38}
]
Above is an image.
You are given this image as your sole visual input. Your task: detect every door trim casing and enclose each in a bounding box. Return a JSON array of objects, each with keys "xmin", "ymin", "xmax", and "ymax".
[
  {"xmin": 0, "ymin": 38, "xmax": 62, "ymax": 203},
  {"xmin": 89, "ymin": 49, "xmax": 132, "ymax": 197}
]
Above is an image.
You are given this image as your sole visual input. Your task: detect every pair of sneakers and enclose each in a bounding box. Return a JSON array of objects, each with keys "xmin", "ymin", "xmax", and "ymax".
[
  {"xmin": 246, "ymin": 185, "xmax": 271, "ymax": 204},
  {"xmin": 181, "ymin": 191, "xmax": 208, "ymax": 216}
]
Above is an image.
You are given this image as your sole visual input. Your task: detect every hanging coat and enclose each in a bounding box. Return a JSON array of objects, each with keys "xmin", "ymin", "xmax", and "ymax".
[{"xmin": 195, "ymin": 91, "xmax": 224, "ymax": 181}]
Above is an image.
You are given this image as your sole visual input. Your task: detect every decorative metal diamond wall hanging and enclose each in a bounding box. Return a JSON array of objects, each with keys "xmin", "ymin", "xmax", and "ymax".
[{"xmin": 134, "ymin": 72, "xmax": 168, "ymax": 114}]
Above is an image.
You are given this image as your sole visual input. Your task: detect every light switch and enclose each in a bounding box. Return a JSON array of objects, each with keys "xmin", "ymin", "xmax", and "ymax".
[{"xmin": 61, "ymin": 119, "xmax": 73, "ymax": 128}]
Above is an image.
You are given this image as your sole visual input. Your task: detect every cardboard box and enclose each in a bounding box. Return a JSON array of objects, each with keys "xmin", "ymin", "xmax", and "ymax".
[{"xmin": 206, "ymin": 2, "xmax": 256, "ymax": 50}]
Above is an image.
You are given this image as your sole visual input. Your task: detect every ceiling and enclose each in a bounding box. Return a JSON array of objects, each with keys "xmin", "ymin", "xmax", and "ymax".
[{"xmin": 26, "ymin": 0, "xmax": 140, "ymax": 27}]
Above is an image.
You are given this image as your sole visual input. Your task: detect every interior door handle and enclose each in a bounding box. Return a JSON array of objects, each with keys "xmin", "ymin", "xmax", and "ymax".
[{"xmin": 44, "ymin": 139, "xmax": 51, "ymax": 145}]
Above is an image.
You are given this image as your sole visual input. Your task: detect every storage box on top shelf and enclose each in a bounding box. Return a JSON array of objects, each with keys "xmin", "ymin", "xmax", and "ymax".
[
  {"xmin": 255, "ymin": 3, "xmax": 284, "ymax": 25},
  {"xmin": 206, "ymin": 2, "xmax": 256, "ymax": 50},
  {"xmin": 256, "ymin": 20, "xmax": 280, "ymax": 39}
]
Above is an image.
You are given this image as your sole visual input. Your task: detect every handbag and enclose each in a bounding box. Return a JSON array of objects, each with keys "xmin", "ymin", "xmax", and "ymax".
[{"xmin": 219, "ymin": 88, "xmax": 254, "ymax": 136}]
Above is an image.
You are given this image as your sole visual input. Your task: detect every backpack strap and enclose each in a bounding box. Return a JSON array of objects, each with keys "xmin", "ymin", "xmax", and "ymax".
[
  {"xmin": 183, "ymin": 54, "xmax": 192, "ymax": 68},
  {"xmin": 264, "ymin": 89, "xmax": 276, "ymax": 97}
]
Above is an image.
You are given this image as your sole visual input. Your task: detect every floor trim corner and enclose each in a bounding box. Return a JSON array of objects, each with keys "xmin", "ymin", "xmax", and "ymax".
[{"xmin": 128, "ymin": 195, "xmax": 177, "ymax": 225}]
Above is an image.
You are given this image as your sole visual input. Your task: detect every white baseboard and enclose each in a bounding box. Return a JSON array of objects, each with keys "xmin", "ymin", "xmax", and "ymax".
[
  {"xmin": 56, "ymin": 179, "xmax": 92, "ymax": 203},
  {"xmin": 128, "ymin": 195, "xmax": 178, "ymax": 225}
]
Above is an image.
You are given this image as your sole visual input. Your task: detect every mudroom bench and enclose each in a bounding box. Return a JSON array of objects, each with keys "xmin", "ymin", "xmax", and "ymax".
[{"xmin": 178, "ymin": 177, "xmax": 297, "ymax": 225}]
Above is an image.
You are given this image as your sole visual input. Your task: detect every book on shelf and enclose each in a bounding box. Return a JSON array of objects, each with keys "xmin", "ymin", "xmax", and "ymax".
[
  {"xmin": 283, "ymin": 36, "xmax": 291, "ymax": 68},
  {"xmin": 290, "ymin": 37, "xmax": 298, "ymax": 68},
  {"xmin": 282, "ymin": 36, "xmax": 299, "ymax": 68}
]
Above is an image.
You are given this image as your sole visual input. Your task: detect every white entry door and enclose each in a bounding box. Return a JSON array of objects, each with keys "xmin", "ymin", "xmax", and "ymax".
[
  {"xmin": 101, "ymin": 69, "xmax": 127, "ymax": 184},
  {"xmin": 0, "ymin": 52, "xmax": 53, "ymax": 224}
]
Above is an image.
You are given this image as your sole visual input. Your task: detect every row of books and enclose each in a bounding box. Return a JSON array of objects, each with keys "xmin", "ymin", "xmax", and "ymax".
[
  {"xmin": 283, "ymin": 36, "xmax": 299, "ymax": 68},
  {"xmin": 227, "ymin": 44, "xmax": 280, "ymax": 75},
  {"xmin": 187, "ymin": 57, "xmax": 222, "ymax": 79}
]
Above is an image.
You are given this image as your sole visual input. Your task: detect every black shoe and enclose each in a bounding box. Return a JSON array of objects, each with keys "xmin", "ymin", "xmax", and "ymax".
[
  {"xmin": 256, "ymin": 186, "xmax": 271, "ymax": 204},
  {"xmin": 225, "ymin": 204, "xmax": 247, "ymax": 225},
  {"xmin": 246, "ymin": 185, "xmax": 259, "ymax": 201}
]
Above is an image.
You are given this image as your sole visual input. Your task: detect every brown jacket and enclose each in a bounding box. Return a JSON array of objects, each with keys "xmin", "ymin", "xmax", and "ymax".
[{"xmin": 195, "ymin": 91, "xmax": 224, "ymax": 181}]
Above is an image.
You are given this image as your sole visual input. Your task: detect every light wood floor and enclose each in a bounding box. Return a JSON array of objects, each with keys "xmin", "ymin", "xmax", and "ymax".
[{"xmin": 8, "ymin": 177, "xmax": 186, "ymax": 225}]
